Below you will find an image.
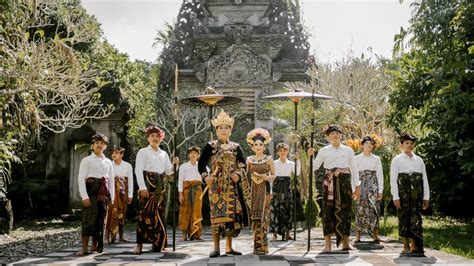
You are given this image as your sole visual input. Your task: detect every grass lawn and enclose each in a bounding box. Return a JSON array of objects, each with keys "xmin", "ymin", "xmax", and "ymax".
[{"xmin": 379, "ymin": 216, "xmax": 474, "ymax": 259}]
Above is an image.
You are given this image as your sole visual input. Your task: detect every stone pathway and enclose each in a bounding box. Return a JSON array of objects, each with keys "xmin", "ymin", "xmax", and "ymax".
[{"xmin": 12, "ymin": 227, "xmax": 474, "ymax": 265}]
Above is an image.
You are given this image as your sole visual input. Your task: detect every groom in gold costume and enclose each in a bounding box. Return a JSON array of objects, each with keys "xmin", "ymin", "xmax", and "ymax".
[{"xmin": 198, "ymin": 110, "xmax": 249, "ymax": 258}]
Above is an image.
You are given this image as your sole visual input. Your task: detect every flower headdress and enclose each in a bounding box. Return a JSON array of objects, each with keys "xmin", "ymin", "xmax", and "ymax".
[{"xmin": 246, "ymin": 128, "xmax": 272, "ymax": 145}]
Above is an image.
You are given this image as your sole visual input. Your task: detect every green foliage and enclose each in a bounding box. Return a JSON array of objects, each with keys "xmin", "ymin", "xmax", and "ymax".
[
  {"xmin": 0, "ymin": 139, "xmax": 19, "ymax": 189},
  {"xmin": 380, "ymin": 216, "xmax": 474, "ymax": 259},
  {"xmin": 273, "ymin": 54, "xmax": 398, "ymax": 210},
  {"xmin": 1, "ymin": 0, "xmax": 156, "ymax": 219},
  {"xmin": 388, "ymin": 0, "xmax": 474, "ymax": 216},
  {"xmin": 123, "ymin": 62, "xmax": 161, "ymax": 149},
  {"xmin": 0, "ymin": 0, "xmax": 112, "ymax": 167},
  {"xmin": 304, "ymin": 198, "xmax": 319, "ymax": 227}
]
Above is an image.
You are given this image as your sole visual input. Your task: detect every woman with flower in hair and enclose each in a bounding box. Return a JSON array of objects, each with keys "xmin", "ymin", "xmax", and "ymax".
[
  {"xmin": 354, "ymin": 136, "xmax": 384, "ymax": 243},
  {"xmin": 245, "ymin": 128, "xmax": 275, "ymax": 255},
  {"xmin": 134, "ymin": 125, "xmax": 179, "ymax": 254}
]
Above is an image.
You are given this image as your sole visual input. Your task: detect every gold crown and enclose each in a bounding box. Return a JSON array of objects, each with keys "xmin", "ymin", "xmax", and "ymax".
[{"xmin": 211, "ymin": 110, "xmax": 234, "ymax": 128}]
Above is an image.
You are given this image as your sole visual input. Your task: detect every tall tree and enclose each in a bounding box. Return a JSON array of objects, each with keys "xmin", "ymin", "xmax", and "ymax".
[
  {"xmin": 388, "ymin": 1, "xmax": 474, "ymax": 216},
  {"xmin": 0, "ymin": 0, "xmax": 113, "ymax": 185}
]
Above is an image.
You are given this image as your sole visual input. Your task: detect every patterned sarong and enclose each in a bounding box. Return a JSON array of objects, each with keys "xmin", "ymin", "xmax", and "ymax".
[
  {"xmin": 322, "ymin": 168, "xmax": 352, "ymax": 247},
  {"xmin": 398, "ymin": 172, "xmax": 424, "ymax": 252},
  {"xmin": 253, "ymin": 194, "xmax": 271, "ymax": 255},
  {"xmin": 106, "ymin": 176, "xmax": 128, "ymax": 239},
  {"xmin": 82, "ymin": 177, "xmax": 110, "ymax": 252},
  {"xmin": 178, "ymin": 180, "xmax": 203, "ymax": 239},
  {"xmin": 269, "ymin": 176, "xmax": 293, "ymax": 236},
  {"xmin": 355, "ymin": 170, "xmax": 380, "ymax": 235},
  {"xmin": 136, "ymin": 171, "xmax": 167, "ymax": 252}
]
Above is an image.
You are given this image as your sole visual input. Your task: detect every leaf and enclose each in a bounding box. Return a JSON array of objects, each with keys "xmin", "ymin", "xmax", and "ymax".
[
  {"xmin": 468, "ymin": 45, "xmax": 474, "ymax": 55},
  {"xmin": 35, "ymin": 29, "xmax": 44, "ymax": 38}
]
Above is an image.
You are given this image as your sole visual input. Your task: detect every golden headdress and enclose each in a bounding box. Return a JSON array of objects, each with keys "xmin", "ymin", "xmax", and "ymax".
[
  {"xmin": 211, "ymin": 110, "xmax": 234, "ymax": 128},
  {"xmin": 246, "ymin": 128, "xmax": 272, "ymax": 145}
]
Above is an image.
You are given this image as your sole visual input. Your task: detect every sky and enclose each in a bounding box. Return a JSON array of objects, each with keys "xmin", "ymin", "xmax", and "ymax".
[{"xmin": 81, "ymin": 0, "xmax": 414, "ymax": 63}]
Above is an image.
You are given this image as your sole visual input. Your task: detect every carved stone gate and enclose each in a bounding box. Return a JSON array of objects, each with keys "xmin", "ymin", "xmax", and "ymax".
[{"xmin": 169, "ymin": 0, "xmax": 310, "ymax": 134}]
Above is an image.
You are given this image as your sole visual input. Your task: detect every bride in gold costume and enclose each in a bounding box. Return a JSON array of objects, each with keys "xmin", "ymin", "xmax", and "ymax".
[{"xmin": 245, "ymin": 128, "xmax": 275, "ymax": 255}]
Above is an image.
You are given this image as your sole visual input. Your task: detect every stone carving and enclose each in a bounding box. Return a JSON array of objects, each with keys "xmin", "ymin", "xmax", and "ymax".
[
  {"xmin": 272, "ymin": 63, "xmax": 282, "ymax": 81},
  {"xmin": 206, "ymin": 44, "xmax": 272, "ymax": 87},
  {"xmin": 195, "ymin": 63, "xmax": 206, "ymax": 82},
  {"xmin": 207, "ymin": 0, "xmax": 270, "ymax": 3},
  {"xmin": 267, "ymin": 42, "xmax": 282, "ymax": 59},
  {"xmin": 224, "ymin": 24, "xmax": 253, "ymax": 44},
  {"xmin": 256, "ymin": 85, "xmax": 273, "ymax": 119},
  {"xmin": 223, "ymin": 13, "xmax": 253, "ymax": 25},
  {"xmin": 195, "ymin": 42, "xmax": 217, "ymax": 61}
]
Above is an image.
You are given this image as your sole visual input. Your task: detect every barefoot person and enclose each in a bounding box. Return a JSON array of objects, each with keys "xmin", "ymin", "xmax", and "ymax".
[
  {"xmin": 178, "ymin": 146, "xmax": 204, "ymax": 241},
  {"xmin": 77, "ymin": 133, "xmax": 115, "ymax": 256},
  {"xmin": 134, "ymin": 125, "xmax": 179, "ymax": 254},
  {"xmin": 308, "ymin": 124, "xmax": 360, "ymax": 253},
  {"xmin": 390, "ymin": 132, "xmax": 430, "ymax": 256},
  {"xmin": 354, "ymin": 136, "xmax": 384, "ymax": 243},
  {"xmin": 270, "ymin": 143, "xmax": 300, "ymax": 241},
  {"xmin": 105, "ymin": 146, "xmax": 133, "ymax": 243},
  {"xmin": 198, "ymin": 110, "xmax": 249, "ymax": 258}
]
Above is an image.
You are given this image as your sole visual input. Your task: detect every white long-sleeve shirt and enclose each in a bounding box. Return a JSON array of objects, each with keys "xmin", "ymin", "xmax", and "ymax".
[
  {"xmin": 135, "ymin": 145, "xmax": 173, "ymax": 191},
  {"xmin": 178, "ymin": 161, "xmax": 202, "ymax": 192},
  {"xmin": 312, "ymin": 144, "xmax": 360, "ymax": 192},
  {"xmin": 390, "ymin": 152, "xmax": 430, "ymax": 201},
  {"xmin": 274, "ymin": 158, "xmax": 300, "ymax": 176},
  {"xmin": 354, "ymin": 153, "xmax": 384, "ymax": 194},
  {"xmin": 78, "ymin": 153, "xmax": 115, "ymax": 202},
  {"xmin": 113, "ymin": 160, "xmax": 134, "ymax": 198}
]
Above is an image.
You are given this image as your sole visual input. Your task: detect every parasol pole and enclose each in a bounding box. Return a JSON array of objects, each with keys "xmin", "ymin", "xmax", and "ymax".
[
  {"xmin": 307, "ymin": 83, "xmax": 316, "ymax": 251},
  {"xmin": 287, "ymin": 95, "xmax": 303, "ymax": 241},
  {"xmin": 172, "ymin": 64, "xmax": 179, "ymax": 251}
]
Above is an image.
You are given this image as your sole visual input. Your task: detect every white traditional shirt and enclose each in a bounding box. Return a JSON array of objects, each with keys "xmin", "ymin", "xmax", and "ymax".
[
  {"xmin": 312, "ymin": 144, "xmax": 360, "ymax": 192},
  {"xmin": 354, "ymin": 153, "xmax": 384, "ymax": 194},
  {"xmin": 135, "ymin": 145, "xmax": 173, "ymax": 191},
  {"xmin": 274, "ymin": 158, "xmax": 301, "ymax": 176},
  {"xmin": 178, "ymin": 161, "xmax": 202, "ymax": 192},
  {"xmin": 390, "ymin": 152, "xmax": 430, "ymax": 201},
  {"xmin": 78, "ymin": 153, "xmax": 115, "ymax": 202},
  {"xmin": 113, "ymin": 160, "xmax": 134, "ymax": 198}
]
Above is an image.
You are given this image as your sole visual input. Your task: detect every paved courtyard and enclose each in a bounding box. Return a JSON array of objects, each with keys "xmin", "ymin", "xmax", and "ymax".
[{"xmin": 13, "ymin": 227, "xmax": 473, "ymax": 265}]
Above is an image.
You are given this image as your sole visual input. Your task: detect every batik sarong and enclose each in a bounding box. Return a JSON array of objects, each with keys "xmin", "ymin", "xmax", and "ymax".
[
  {"xmin": 178, "ymin": 180, "xmax": 203, "ymax": 239},
  {"xmin": 269, "ymin": 176, "xmax": 293, "ymax": 236},
  {"xmin": 398, "ymin": 172, "xmax": 424, "ymax": 252},
  {"xmin": 355, "ymin": 170, "xmax": 380, "ymax": 235},
  {"xmin": 321, "ymin": 168, "xmax": 352, "ymax": 247},
  {"xmin": 82, "ymin": 177, "xmax": 110, "ymax": 252},
  {"xmin": 106, "ymin": 176, "xmax": 128, "ymax": 240},
  {"xmin": 136, "ymin": 171, "xmax": 167, "ymax": 252}
]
